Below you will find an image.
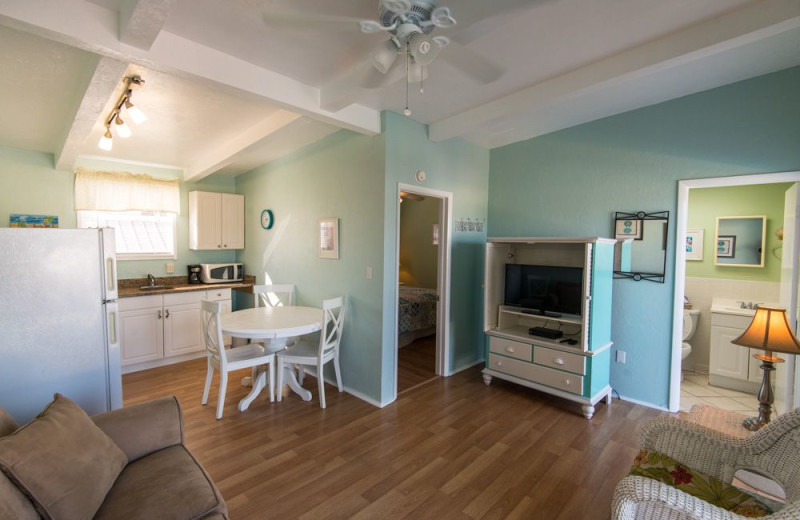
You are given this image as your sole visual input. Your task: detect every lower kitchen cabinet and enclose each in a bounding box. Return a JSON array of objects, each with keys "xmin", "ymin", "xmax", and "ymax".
[{"xmin": 119, "ymin": 288, "xmax": 231, "ymax": 373}]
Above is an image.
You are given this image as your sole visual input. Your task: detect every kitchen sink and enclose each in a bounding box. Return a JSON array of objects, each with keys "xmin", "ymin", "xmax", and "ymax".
[{"xmin": 139, "ymin": 285, "xmax": 169, "ymax": 291}]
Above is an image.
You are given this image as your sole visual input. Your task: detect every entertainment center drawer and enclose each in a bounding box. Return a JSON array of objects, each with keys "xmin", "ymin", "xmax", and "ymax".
[
  {"xmin": 489, "ymin": 336, "xmax": 532, "ymax": 362},
  {"xmin": 533, "ymin": 346, "xmax": 585, "ymax": 375},
  {"xmin": 488, "ymin": 354, "xmax": 584, "ymax": 395}
]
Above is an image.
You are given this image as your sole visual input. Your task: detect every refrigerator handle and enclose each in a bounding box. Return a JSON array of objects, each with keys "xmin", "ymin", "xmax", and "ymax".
[{"xmin": 106, "ymin": 257, "xmax": 117, "ymax": 293}]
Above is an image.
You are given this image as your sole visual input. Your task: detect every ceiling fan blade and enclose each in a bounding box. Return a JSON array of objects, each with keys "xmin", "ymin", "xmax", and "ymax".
[
  {"xmin": 261, "ymin": 11, "xmax": 368, "ymax": 32},
  {"xmin": 441, "ymin": 40, "xmax": 503, "ymax": 84}
]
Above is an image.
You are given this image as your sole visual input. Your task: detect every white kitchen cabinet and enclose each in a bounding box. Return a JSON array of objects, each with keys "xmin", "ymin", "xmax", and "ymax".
[
  {"xmin": 120, "ymin": 288, "xmax": 231, "ymax": 373},
  {"xmin": 189, "ymin": 191, "xmax": 244, "ymax": 250}
]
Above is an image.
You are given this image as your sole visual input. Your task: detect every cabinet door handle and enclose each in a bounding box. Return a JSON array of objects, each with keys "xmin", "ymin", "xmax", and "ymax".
[
  {"xmin": 223, "ymin": 244, "xmax": 227, "ymax": 248},
  {"xmin": 165, "ymin": 309, "xmax": 170, "ymax": 319},
  {"xmin": 554, "ymin": 358, "xmax": 565, "ymax": 365},
  {"xmin": 157, "ymin": 310, "xmax": 162, "ymax": 319}
]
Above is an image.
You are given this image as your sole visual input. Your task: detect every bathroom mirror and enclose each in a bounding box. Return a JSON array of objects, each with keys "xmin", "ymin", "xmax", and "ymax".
[
  {"xmin": 714, "ymin": 215, "xmax": 766, "ymax": 268},
  {"xmin": 613, "ymin": 211, "xmax": 669, "ymax": 283}
]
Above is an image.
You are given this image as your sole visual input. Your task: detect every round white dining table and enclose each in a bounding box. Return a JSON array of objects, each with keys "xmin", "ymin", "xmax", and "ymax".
[{"xmin": 221, "ymin": 306, "xmax": 323, "ymax": 411}]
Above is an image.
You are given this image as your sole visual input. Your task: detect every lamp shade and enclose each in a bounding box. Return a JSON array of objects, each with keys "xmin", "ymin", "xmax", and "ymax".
[{"xmin": 731, "ymin": 306, "xmax": 800, "ymax": 355}]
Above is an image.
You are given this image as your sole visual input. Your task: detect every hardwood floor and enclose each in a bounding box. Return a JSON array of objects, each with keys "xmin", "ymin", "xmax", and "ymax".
[
  {"xmin": 397, "ymin": 335, "xmax": 437, "ymax": 394},
  {"xmin": 123, "ymin": 359, "xmax": 664, "ymax": 520}
]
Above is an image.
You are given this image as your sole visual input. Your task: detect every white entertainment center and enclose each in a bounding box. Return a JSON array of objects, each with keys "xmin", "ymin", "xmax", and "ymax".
[{"xmin": 483, "ymin": 237, "xmax": 616, "ymax": 419}]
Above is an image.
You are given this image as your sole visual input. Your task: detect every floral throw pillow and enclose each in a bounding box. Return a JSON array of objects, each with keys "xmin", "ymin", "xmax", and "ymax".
[{"xmin": 630, "ymin": 450, "xmax": 772, "ymax": 518}]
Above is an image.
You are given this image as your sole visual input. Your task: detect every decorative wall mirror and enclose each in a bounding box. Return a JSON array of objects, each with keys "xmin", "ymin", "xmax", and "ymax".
[
  {"xmin": 613, "ymin": 211, "xmax": 669, "ymax": 283},
  {"xmin": 714, "ymin": 215, "xmax": 766, "ymax": 268}
]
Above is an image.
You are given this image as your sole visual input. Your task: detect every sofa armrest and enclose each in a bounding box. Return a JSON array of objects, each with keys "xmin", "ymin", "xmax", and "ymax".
[{"xmin": 91, "ymin": 397, "xmax": 184, "ymax": 462}]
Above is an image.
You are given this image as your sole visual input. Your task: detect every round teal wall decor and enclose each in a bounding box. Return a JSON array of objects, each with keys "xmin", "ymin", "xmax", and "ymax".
[{"xmin": 260, "ymin": 209, "xmax": 274, "ymax": 230}]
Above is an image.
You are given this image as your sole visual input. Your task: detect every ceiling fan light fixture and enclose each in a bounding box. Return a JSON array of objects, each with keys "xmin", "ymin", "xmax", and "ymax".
[
  {"xmin": 408, "ymin": 32, "xmax": 438, "ymax": 66},
  {"xmin": 372, "ymin": 38, "xmax": 400, "ymax": 73},
  {"xmin": 98, "ymin": 126, "xmax": 113, "ymax": 151},
  {"xmin": 430, "ymin": 6, "xmax": 456, "ymax": 28}
]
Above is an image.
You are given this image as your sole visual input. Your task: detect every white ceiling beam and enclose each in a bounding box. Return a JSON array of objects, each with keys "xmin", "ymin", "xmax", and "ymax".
[
  {"xmin": 184, "ymin": 110, "xmax": 301, "ymax": 181},
  {"xmin": 0, "ymin": 0, "xmax": 381, "ymax": 136},
  {"xmin": 429, "ymin": 0, "xmax": 800, "ymax": 144},
  {"xmin": 54, "ymin": 56, "xmax": 128, "ymax": 170},
  {"xmin": 118, "ymin": 0, "xmax": 173, "ymax": 50}
]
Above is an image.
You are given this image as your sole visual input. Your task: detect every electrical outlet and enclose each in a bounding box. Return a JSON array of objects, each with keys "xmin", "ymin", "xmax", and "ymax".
[
  {"xmin": 166, "ymin": 262, "xmax": 174, "ymax": 274},
  {"xmin": 616, "ymin": 350, "xmax": 626, "ymax": 364}
]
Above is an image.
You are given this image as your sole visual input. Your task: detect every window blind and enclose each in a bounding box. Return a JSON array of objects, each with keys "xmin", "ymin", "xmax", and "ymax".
[{"xmin": 74, "ymin": 168, "xmax": 180, "ymax": 213}]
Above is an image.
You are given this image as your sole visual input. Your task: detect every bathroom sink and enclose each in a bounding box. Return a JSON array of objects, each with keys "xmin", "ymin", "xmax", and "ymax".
[{"xmin": 139, "ymin": 285, "xmax": 169, "ymax": 291}]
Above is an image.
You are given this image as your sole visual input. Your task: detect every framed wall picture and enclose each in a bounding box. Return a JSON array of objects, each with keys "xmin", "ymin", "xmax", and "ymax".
[
  {"xmin": 10, "ymin": 214, "xmax": 59, "ymax": 227},
  {"xmin": 615, "ymin": 218, "xmax": 642, "ymax": 240},
  {"xmin": 685, "ymin": 228, "xmax": 704, "ymax": 261},
  {"xmin": 716, "ymin": 235, "xmax": 736, "ymax": 258},
  {"xmin": 318, "ymin": 218, "xmax": 339, "ymax": 259}
]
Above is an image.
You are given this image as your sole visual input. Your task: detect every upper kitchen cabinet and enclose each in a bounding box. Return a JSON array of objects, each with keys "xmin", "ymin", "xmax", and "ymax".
[{"xmin": 189, "ymin": 191, "xmax": 244, "ymax": 250}]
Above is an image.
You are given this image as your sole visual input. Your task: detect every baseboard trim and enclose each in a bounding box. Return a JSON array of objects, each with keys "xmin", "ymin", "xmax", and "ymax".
[
  {"xmin": 299, "ymin": 367, "xmax": 388, "ymax": 408},
  {"xmin": 616, "ymin": 394, "xmax": 669, "ymax": 412},
  {"xmin": 450, "ymin": 358, "xmax": 484, "ymax": 376}
]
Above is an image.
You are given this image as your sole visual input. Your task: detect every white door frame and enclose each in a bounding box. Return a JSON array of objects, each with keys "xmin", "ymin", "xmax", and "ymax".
[
  {"xmin": 671, "ymin": 171, "xmax": 800, "ymax": 413},
  {"xmin": 394, "ymin": 183, "xmax": 453, "ymax": 396}
]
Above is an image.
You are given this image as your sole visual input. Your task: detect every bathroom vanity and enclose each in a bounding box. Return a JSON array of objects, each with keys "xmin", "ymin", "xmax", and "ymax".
[{"xmin": 708, "ymin": 298, "xmax": 765, "ymax": 393}]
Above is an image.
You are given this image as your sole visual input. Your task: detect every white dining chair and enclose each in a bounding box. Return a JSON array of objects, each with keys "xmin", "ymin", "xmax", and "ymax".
[
  {"xmin": 276, "ymin": 296, "xmax": 345, "ymax": 409},
  {"xmin": 253, "ymin": 283, "xmax": 295, "ymax": 308},
  {"xmin": 200, "ymin": 299, "xmax": 276, "ymax": 419},
  {"xmin": 252, "ymin": 283, "xmax": 298, "ymax": 350}
]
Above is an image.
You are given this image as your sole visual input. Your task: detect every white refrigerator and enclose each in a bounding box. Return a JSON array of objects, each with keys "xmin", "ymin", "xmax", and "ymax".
[{"xmin": 0, "ymin": 228, "xmax": 122, "ymax": 423}]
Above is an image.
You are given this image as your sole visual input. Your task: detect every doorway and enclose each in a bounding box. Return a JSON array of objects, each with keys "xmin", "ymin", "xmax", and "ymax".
[
  {"xmin": 671, "ymin": 171, "xmax": 800, "ymax": 413},
  {"xmin": 394, "ymin": 183, "xmax": 452, "ymax": 396}
]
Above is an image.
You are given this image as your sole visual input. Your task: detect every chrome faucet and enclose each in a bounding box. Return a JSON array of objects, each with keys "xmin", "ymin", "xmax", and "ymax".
[{"xmin": 147, "ymin": 274, "xmax": 156, "ymax": 287}]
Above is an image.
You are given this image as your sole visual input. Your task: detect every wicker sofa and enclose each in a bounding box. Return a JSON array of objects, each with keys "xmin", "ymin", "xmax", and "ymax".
[
  {"xmin": 612, "ymin": 405, "xmax": 800, "ymax": 519},
  {"xmin": 0, "ymin": 395, "xmax": 228, "ymax": 520}
]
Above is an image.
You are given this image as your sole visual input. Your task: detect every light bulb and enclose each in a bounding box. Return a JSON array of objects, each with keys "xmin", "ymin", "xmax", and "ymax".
[
  {"xmin": 98, "ymin": 128, "xmax": 113, "ymax": 151},
  {"xmin": 124, "ymin": 99, "xmax": 147, "ymax": 125},
  {"xmin": 115, "ymin": 114, "xmax": 132, "ymax": 138}
]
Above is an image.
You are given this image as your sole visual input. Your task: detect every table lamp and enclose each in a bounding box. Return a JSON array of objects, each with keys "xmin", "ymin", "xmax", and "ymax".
[{"xmin": 731, "ymin": 306, "xmax": 800, "ymax": 431}]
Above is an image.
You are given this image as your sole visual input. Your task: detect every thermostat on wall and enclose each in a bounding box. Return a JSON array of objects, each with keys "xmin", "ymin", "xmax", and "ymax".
[{"xmin": 415, "ymin": 170, "xmax": 426, "ymax": 183}]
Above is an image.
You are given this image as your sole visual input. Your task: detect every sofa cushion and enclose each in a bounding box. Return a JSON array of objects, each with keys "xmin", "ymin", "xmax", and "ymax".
[
  {"xmin": 0, "ymin": 471, "xmax": 39, "ymax": 520},
  {"xmin": 0, "ymin": 394, "xmax": 127, "ymax": 520},
  {"xmin": 94, "ymin": 444, "xmax": 227, "ymax": 520},
  {"xmin": 0, "ymin": 408, "xmax": 19, "ymax": 437},
  {"xmin": 630, "ymin": 449, "xmax": 772, "ymax": 517}
]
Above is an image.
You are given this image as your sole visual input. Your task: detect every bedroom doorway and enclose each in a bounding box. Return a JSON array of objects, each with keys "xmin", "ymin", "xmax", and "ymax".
[{"xmin": 394, "ymin": 183, "xmax": 452, "ymax": 396}]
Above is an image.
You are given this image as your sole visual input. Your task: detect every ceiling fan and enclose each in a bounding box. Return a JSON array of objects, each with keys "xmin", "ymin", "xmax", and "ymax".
[{"xmin": 262, "ymin": 0, "xmax": 503, "ymax": 113}]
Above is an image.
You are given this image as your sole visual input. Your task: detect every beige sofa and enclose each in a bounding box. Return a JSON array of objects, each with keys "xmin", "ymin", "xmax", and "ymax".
[{"xmin": 0, "ymin": 395, "xmax": 228, "ymax": 520}]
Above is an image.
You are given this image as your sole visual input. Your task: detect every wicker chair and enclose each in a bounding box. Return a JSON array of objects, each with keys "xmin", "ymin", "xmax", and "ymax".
[{"xmin": 612, "ymin": 405, "xmax": 800, "ymax": 519}]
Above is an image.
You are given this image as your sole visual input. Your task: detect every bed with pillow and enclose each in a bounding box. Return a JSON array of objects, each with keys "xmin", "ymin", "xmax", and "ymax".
[{"xmin": 398, "ymin": 286, "xmax": 437, "ymax": 347}]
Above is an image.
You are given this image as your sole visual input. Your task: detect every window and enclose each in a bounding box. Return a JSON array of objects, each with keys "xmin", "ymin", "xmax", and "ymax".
[
  {"xmin": 74, "ymin": 168, "xmax": 180, "ymax": 260},
  {"xmin": 77, "ymin": 210, "xmax": 176, "ymax": 259}
]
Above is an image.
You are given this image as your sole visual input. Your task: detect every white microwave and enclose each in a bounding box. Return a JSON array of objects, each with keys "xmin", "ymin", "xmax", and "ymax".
[{"xmin": 199, "ymin": 263, "xmax": 243, "ymax": 284}]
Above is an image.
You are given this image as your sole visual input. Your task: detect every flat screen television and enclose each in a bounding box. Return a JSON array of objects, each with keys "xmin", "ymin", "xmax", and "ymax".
[{"xmin": 504, "ymin": 264, "xmax": 583, "ymax": 317}]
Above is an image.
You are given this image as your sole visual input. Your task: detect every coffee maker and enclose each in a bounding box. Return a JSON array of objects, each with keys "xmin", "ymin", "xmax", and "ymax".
[{"xmin": 188, "ymin": 265, "xmax": 202, "ymax": 284}]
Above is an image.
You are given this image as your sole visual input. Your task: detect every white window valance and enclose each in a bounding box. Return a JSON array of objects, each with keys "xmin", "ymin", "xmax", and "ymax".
[{"xmin": 74, "ymin": 168, "xmax": 180, "ymax": 213}]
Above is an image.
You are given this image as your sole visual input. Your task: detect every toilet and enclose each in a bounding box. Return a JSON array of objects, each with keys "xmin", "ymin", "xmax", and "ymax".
[{"xmin": 682, "ymin": 309, "xmax": 701, "ymax": 361}]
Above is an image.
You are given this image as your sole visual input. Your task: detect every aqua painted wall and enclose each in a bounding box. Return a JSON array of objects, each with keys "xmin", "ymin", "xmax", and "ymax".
[
  {"xmin": 0, "ymin": 147, "xmax": 237, "ymax": 280},
  {"xmin": 235, "ymin": 131, "xmax": 387, "ymax": 402},
  {"xmin": 686, "ymin": 183, "xmax": 790, "ymax": 281},
  {"xmin": 383, "ymin": 112, "xmax": 490, "ymax": 402},
  {"xmin": 488, "ymin": 66, "xmax": 800, "ymax": 408}
]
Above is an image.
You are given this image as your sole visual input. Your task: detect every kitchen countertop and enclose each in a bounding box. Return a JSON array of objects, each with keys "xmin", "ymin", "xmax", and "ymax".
[{"xmin": 118, "ymin": 275, "xmax": 255, "ymax": 298}]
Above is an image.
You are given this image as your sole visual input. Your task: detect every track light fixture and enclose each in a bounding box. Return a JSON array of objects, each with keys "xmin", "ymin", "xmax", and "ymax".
[{"xmin": 97, "ymin": 75, "xmax": 146, "ymax": 151}]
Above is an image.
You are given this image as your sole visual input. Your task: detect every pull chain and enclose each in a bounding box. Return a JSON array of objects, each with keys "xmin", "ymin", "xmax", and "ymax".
[{"xmin": 403, "ymin": 45, "xmax": 411, "ymax": 116}]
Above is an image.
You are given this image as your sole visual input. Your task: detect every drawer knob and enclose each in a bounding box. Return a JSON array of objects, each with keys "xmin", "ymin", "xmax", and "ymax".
[
  {"xmin": 505, "ymin": 347, "xmax": 514, "ymax": 353},
  {"xmin": 564, "ymin": 379, "xmax": 571, "ymax": 385},
  {"xmin": 497, "ymin": 361, "xmax": 503, "ymax": 367},
  {"xmin": 554, "ymin": 358, "xmax": 565, "ymax": 365}
]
